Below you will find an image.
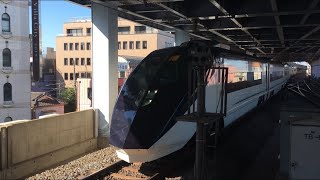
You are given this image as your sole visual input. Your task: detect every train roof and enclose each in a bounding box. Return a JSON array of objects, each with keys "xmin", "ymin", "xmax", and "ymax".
[
  {"xmin": 181, "ymin": 40, "xmax": 270, "ymax": 63},
  {"xmin": 213, "ymin": 47, "xmax": 270, "ymax": 63}
]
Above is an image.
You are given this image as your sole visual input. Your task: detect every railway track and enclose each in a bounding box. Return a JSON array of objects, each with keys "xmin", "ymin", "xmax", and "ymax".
[{"xmin": 78, "ymin": 146, "xmax": 195, "ymax": 180}]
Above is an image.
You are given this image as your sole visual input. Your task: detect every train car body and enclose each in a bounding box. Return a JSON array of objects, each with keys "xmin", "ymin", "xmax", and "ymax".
[{"xmin": 110, "ymin": 42, "xmax": 289, "ymax": 163}]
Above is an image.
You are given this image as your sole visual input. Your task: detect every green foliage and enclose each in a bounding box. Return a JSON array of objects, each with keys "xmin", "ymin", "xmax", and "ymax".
[{"xmin": 60, "ymin": 88, "xmax": 76, "ymax": 112}]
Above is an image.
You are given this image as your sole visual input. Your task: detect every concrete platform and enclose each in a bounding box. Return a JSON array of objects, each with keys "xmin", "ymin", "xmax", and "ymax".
[
  {"xmin": 212, "ymin": 94, "xmax": 282, "ymax": 180},
  {"xmin": 177, "ymin": 90, "xmax": 307, "ymax": 180}
]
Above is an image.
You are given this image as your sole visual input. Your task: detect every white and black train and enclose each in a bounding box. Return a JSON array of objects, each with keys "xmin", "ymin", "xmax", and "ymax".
[{"xmin": 110, "ymin": 41, "xmax": 290, "ymax": 163}]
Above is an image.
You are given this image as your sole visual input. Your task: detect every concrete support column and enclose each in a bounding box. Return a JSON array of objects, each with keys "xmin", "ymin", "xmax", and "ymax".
[
  {"xmin": 311, "ymin": 59, "xmax": 320, "ymax": 78},
  {"xmin": 92, "ymin": 2, "xmax": 118, "ymax": 139},
  {"xmin": 175, "ymin": 30, "xmax": 190, "ymax": 46}
]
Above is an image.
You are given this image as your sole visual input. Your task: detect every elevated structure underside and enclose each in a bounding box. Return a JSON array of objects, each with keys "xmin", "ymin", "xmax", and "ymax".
[{"xmin": 71, "ymin": 0, "xmax": 320, "ymax": 62}]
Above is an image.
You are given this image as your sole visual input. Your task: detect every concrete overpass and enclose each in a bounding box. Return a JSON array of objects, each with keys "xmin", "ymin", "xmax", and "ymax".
[{"xmin": 68, "ymin": 0, "xmax": 320, "ymax": 143}]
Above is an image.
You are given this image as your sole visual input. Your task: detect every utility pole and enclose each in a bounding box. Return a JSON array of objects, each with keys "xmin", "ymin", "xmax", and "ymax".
[{"xmin": 73, "ymin": 61, "xmax": 76, "ymax": 88}]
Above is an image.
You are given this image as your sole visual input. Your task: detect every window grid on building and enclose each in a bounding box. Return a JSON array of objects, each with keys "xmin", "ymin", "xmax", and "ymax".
[
  {"xmin": 118, "ymin": 26, "xmax": 130, "ymax": 34},
  {"xmin": 119, "ymin": 71, "xmax": 125, "ymax": 78},
  {"xmin": 123, "ymin": 41, "xmax": 127, "ymax": 50},
  {"xmin": 75, "ymin": 58, "xmax": 79, "ymax": 65},
  {"xmin": 86, "ymin": 42, "xmax": 91, "ymax": 50},
  {"xmin": 87, "ymin": 58, "xmax": 91, "ymax": 65},
  {"xmin": 70, "ymin": 73, "xmax": 74, "ymax": 80},
  {"xmin": 64, "ymin": 43, "xmax": 68, "ymax": 50},
  {"xmin": 2, "ymin": 13, "xmax": 10, "ymax": 33},
  {"xmin": 81, "ymin": 58, "xmax": 85, "ymax": 65},
  {"xmin": 70, "ymin": 58, "xmax": 74, "ymax": 65},
  {"xmin": 3, "ymin": 48, "xmax": 11, "ymax": 67},
  {"xmin": 81, "ymin": 42, "xmax": 85, "ymax": 50},
  {"xmin": 75, "ymin": 43, "xmax": 79, "ymax": 50},
  {"xmin": 143, "ymin": 41, "xmax": 147, "ymax": 49},
  {"xmin": 134, "ymin": 26, "xmax": 146, "ymax": 34},
  {"xmin": 86, "ymin": 28, "xmax": 91, "ymax": 35},
  {"xmin": 3, "ymin": 82, "xmax": 12, "ymax": 101},
  {"xmin": 64, "ymin": 73, "xmax": 68, "ymax": 80},
  {"xmin": 136, "ymin": 41, "xmax": 141, "ymax": 49},
  {"xmin": 129, "ymin": 41, "xmax": 134, "ymax": 49},
  {"xmin": 64, "ymin": 58, "xmax": 68, "ymax": 65},
  {"xmin": 69, "ymin": 43, "xmax": 73, "ymax": 50}
]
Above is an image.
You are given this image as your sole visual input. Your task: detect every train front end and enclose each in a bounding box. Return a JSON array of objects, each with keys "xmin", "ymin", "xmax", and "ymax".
[{"xmin": 109, "ymin": 46, "xmax": 196, "ymax": 162}]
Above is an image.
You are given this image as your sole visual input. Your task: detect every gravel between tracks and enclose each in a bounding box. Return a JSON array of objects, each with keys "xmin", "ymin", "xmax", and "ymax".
[{"xmin": 27, "ymin": 146, "xmax": 119, "ymax": 180}]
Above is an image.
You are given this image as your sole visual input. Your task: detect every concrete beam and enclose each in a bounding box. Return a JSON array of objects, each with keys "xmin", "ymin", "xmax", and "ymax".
[
  {"xmin": 92, "ymin": 2, "xmax": 118, "ymax": 137},
  {"xmin": 300, "ymin": 0, "xmax": 320, "ymax": 25},
  {"xmin": 208, "ymin": 0, "xmax": 266, "ymax": 54},
  {"xmin": 270, "ymin": 0, "xmax": 285, "ymax": 47}
]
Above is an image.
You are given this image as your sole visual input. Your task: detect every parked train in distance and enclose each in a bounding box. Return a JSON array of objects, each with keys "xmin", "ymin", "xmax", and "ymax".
[{"xmin": 110, "ymin": 41, "xmax": 290, "ymax": 163}]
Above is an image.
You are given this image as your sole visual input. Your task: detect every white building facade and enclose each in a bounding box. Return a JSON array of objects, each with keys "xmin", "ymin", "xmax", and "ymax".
[{"xmin": 0, "ymin": 1, "xmax": 31, "ymax": 122}]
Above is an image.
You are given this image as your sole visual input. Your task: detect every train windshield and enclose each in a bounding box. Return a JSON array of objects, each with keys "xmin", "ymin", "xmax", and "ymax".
[{"xmin": 125, "ymin": 47, "xmax": 181, "ymax": 108}]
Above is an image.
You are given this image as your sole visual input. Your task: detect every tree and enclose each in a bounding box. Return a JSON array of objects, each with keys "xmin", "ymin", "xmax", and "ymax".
[{"xmin": 60, "ymin": 88, "xmax": 76, "ymax": 112}]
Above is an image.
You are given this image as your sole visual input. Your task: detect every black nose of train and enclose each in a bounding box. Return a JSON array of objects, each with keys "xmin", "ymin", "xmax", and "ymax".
[{"xmin": 109, "ymin": 90, "xmax": 137, "ymax": 148}]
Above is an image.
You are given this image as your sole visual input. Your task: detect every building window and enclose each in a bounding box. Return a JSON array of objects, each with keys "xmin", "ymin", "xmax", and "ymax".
[
  {"xmin": 118, "ymin": 42, "xmax": 121, "ymax": 50},
  {"xmin": 2, "ymin": 13, "xmax": 10, "ymax": 33},
  {"xmin": 86, "ymin": 28, "xmax": 91, "ymax": 35},
  {"xmin": 4, "ymin": 116, "xmax": 12, "ymax": 122},
  {"xmin": 87, "ymin": 58, "xmax": 91, "ymax": 65},
  {"xmin": 81, "ymin": 58, "xmax": 85, "ymax": 65},
  {"xmin": 143, "ymin": 41, "xmax": 147, "ymax": 49},
  {"xmin": 64, "ymin": 43, "xmax": 68, "ymax": 50},
  {"xmin": 75, "ymin": 43, "xmax": 79, "ymax": 50},
  {"xmin": 64, "ymin": 73, "xmax": 68, "ymax": 80},
  {"xmin": 119, "ymin": 71, "xmax": 125, "ymax": 78},
  {"xmin": 81, "ymin": 72, "xmax": 85, "ymax": 78},
  {"xmin": 86, "ymin": 42, "xmax": 91, "ymax": 50},
  {"xmin": 3, "ymin": 48, "xmax": 11, "ymax": 67},
  {"xmin": 81, "ymin": 42, "xmax": 85, "ymax": 50},
  {"xmin": 129, "ymin": 41, "xmax": 134, "ymax": 49},
  {"xmin": 70, "ymin": 73, "xmax": 74, "ymax": 80},
  {"xmin": 87, "ymin": 87, "xmax": 92, "ymax": 99},
  {"xmin": 75, "ymin": 58, "xmax": 79, "ymax": 65},
  {"xmin": 136, "ymin": 41, "xmax": 141, "ymax": 49},
  {"xmin": 123, "ymin": 41, "xmax": 127, "ymax": 50},
  {"xmin": 69, "ymin": 43, "xmax": 73, "ymax": 50},
  {"xmin": 87, "ymin": 72, "xmax": 91, "ymax": 78},
  {"xmin": 135, "ymin": 26, "xmax": 146, "ymax": 34},
  {"xmin": 64, "ymin": 58, "xmax": 68, "ymax": 65},
  {"xmin": 3, "ymin": 82, "xmax": 12, "ymax": 101},
  {"xmin": 70, "ymin": 58, "xmax": 74, "ymax": 65},
  {"xmin": 76, "ymin": 73, "xmax": 79, "ymax": 79},
  {"xmin": 118, "ymin": 26, "xmax": 130, "ymax": 34},
  {"xmin": 66, "ymin": 28, "xmax": 82, "ymax": 36}
]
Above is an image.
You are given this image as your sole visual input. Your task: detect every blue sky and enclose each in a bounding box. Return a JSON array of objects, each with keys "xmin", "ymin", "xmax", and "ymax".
[{"xmin": 33, "ymin": 1, "xmax": 91, "ymax": 52}]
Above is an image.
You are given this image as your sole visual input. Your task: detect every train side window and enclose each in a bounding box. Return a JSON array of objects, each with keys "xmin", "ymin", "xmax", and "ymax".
[{"xmin": 225, "ymin": 59, "xmax": 263, "ymax": 93}]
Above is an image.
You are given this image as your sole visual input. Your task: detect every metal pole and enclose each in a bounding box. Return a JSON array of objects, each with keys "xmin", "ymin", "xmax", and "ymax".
[
  {"xmin": 195, "ymin": 66, "xmax": 206, "ymax": 180},
  {"xmin": 74, "ymin": 62, "xmax": 76, "ymax": 88},
  {"xmin": 224, "ymin": 68, "xmax": 228, "ymax": 116}
]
